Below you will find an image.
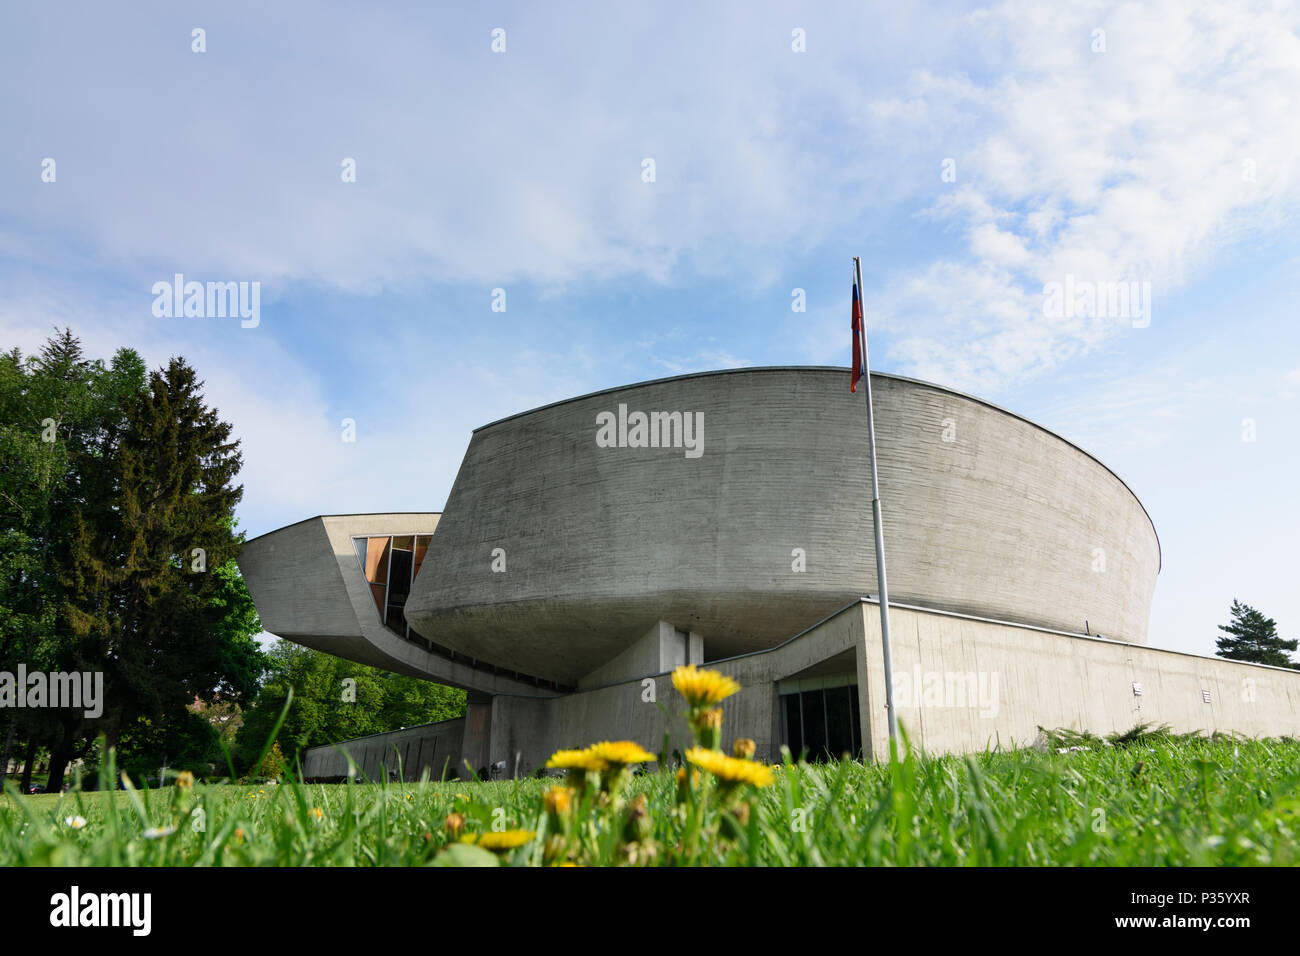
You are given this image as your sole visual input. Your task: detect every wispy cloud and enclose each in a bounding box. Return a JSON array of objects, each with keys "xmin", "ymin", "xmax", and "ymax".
[
  {"xmin": 871, "ymin": 0, "xmax": 1300, "ymax": 393},
  {"xmin": 3, "ymin": 1, "xmax": 1298, "ymax": 655}
]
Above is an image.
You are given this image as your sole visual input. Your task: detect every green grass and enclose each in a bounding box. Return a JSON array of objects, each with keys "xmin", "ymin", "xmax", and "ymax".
[{"xmin": 4, "ymin": 733, "xmax": 1299, "ymax": 866}]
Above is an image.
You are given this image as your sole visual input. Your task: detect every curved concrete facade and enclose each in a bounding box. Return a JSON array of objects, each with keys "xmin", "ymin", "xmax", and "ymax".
[
  {"xmin": 404, "ymin": 367, "xmax": 1160, "ymax": 686},
  {"xmin": 236, "ymin": 513, "xmax": 560, "ymax": 698}
]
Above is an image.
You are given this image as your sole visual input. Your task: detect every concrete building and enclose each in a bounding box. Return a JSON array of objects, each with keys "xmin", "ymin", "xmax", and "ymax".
[{"xmin": 237, "ymin": 367, "xmax": 1300, "ymax": 780}]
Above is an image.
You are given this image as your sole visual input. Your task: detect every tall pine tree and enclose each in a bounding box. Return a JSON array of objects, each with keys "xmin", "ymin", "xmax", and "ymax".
[
  {"xmin": 52, "ymin": 355, "xmax": 257, "ymax": 788},
  {"xmin": 1215, "ymin": 599, "xmax": 1298, "ymax": 669}
]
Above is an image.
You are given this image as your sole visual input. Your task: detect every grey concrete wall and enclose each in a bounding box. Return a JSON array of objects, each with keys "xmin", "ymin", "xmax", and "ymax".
[
  {"xmin": 860, "ymin": 602, "xmax": 1300, "ymax": 760},
  {"xmin": 301, "ymin": 718, "xmax": 465, "ymax": 782},
  {"xmin": 460, "ymin": 701, "xmax": 492, "ymax": 777},
  {"xmin": 237, "ymin": 516, "xmax": 363, "ymax": 646},
  {"xmin": 407, "ymin": 367, "xmax": 1160, "ymax": 686},
  {"xmin": 238, "ymin": 514, "xmax": 557, "ymax": 697},
  {"xmin": 478, "ymin": 602, "xmax": 1300, "ymax": 776},
  {"xmin": 577, "ymin": 621, "xmax": 704, "ymax": 689},
  {"xmin": 488, "ymin": 604, "xmax": 866, "ymax": 774}
]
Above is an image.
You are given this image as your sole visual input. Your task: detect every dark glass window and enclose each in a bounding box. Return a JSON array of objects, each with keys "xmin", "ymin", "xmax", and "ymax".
[
  {"xmin": 825, "ymin": 685, "xmax": 855, "ymax": 759},
  {"xmin": 783, "ymin": 694, "xmax": 804, "ymax": 760},
  {"xmin": 386, "ymin": 546, "xmax": 413, "ymax": 633},
  {"xmin": 801, "ymin": 689, "xmax": 827, "ymax": 758},
  {"xmin": 849, "ymin": 688, "xmax": 861, "ymax": 752},
  {"xmin": 780, "ymin": 682, "xmax": 861, "ymax": 762}
]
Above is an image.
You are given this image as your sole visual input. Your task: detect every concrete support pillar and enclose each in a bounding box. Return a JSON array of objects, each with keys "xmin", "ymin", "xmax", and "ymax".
[
  {"xmin": 460, "ymin": 696, "xmax": 492, "ymax": 780},
  {"xmin": 854, "ymin": 603, "xmax": 885, "ymax": 763},
  {"xmin": 577, "ymin": 620, "xmax": 706, "ymax": 689},
  {"xmin": 687, "ymin": 631, "xmax": 704, "ymax": 666}
]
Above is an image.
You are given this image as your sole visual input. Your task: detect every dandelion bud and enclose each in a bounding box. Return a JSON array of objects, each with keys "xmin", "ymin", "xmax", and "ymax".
[
  {"xmin": 733, "ymin": 738, "xmax": 757, "ymax": 760},
  {"xmin": 691, "ymin": 707, "xmax": 724, "ymax": 750}
]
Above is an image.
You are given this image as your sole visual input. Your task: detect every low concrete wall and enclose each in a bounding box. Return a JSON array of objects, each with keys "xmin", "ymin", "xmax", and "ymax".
[
  {"xmin": 301, "ymin": 717, "xmax": 465, "ymax": 781},
  {"xmin": 309, "ymin": 601, "xmax": 1300, "ymax": 779},
  {"xmin": 487, "ymin": 601, "xmax": 1300, "ymax": 775},
  {"xmin": 863, "ymin": 602, "xmax": 1300, "ymax": 760}
]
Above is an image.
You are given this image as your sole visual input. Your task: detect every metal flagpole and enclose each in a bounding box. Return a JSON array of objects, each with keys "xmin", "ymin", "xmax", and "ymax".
[{"xmin": 854, "ymin": 256, "xmax": 898, "ymax": 749}]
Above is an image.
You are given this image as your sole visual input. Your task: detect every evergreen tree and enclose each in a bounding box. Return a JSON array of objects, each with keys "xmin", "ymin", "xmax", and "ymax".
[
  {"xmin": 50, "ymin": 352, "xmax": 261, "ymax": 788},
  {"xmin": 1215, "ymin": 600, "xmax": 1297, "ymax": 669}
]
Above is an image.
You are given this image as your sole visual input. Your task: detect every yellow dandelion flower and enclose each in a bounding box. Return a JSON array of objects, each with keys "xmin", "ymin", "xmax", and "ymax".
[
  {"xmin": 585, "ymin": 741, "xmax": 656, "ymax": 766},
  {"xmin": 544, "ymin": 786, "xmax": 573, "ymax": 816},
  {"xmin": 545, "ymin": 749, "xmax": 610, "ymax": 772},
  {"xmin": 686, "ymin": 747, "xmax": 774, "ymax": 787},
  {"xmin": 672, "ymin": 665, "xmax": 740, "ymax": 707},
  {"xmin": 308, "ymin": 807, "xmax": 324, "ymax": 822},
  {"xmin": 462, "ymin": 830, "xmax": 535, "ymax": 852},
  {"xmin": 733, "ymin": 738, "xmax": 757, "ymax": 760},
  {"xmin": 445, "ymin": 812, "xmax": 466, "ymax": 835},
  {"xmin": 176, "ymin": 771, "xmax": 195, "ymax": 789}
]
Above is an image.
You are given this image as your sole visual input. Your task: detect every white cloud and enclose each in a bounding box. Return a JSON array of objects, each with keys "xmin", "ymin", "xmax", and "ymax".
[
  {"xmin": 872, "ymin": 0, "xmax": 1300, "ymax": 392},
  {"xmin": 4, "ymin": 0, "xmax": 1299, "ymax": 548},
  {"xmin": 6, "ymin": 2, "xmax": 1293, "ymax": 399}
]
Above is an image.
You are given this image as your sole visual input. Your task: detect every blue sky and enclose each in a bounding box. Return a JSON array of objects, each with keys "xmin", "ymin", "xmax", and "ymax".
[{"xmin": 2, "ymin": 1, "xmax": 1297, "ymax": 658}]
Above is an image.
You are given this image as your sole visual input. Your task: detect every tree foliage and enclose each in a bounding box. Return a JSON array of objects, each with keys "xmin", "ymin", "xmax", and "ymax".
[
  {"xmin": 236, "ymin": 640, "xmax": 466, "ymax": 773},
  {"xmin": 1215, "ymin": 599, "xmax": 1297, "ymax": 669},
  {"xmin": 1, "ymin": 329, "xmax": 266, "ymax": 789}
]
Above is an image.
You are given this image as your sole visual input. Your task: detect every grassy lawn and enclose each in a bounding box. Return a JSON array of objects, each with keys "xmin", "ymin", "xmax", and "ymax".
[{"xmin": 3, "ymin": 732, "xmax": 1299, "ymax": 866}]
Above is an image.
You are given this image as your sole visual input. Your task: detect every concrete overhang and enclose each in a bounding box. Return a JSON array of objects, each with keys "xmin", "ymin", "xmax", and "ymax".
[{"xmin": 238, "ymin": 513, "xmax": 560, "ymax": 699}]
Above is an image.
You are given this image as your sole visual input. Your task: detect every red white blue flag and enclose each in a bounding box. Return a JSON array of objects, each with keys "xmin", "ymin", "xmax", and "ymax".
[{"xmin": 850, "ymin": 274, "xmax": 864, "ymax": 392}]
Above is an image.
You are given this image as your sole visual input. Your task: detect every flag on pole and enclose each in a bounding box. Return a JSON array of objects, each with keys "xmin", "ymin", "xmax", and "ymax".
[{"xmin": 850, "ymin": 273, "xmax": 865, "ymax": 392}]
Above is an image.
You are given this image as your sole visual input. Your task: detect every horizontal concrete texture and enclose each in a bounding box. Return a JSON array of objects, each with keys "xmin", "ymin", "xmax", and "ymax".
[
  {"xmin": 237, "ymin": 513, "xmax": 558, "ymax": 698},
  {"xmin": 482, "ymin": 602, "xmax": 1300, "ymax": 776},
  {"xmin": 488, "ymin": 601, "xmax": 865, "ymax": 774},
  {"xmin": 861, "ymin": 602, "xmax": 1300, "ymax": 761},
  {"xmin": 301, "ymin": 718, "xmax": 466, "ymax": 781},
  {"xmin": 406, "ymin": 367, "xmax": 1161, "ymax": 685},
  {"xmin": 577, "ymin": 621, "xmax": 704, "ymax": 690}
]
